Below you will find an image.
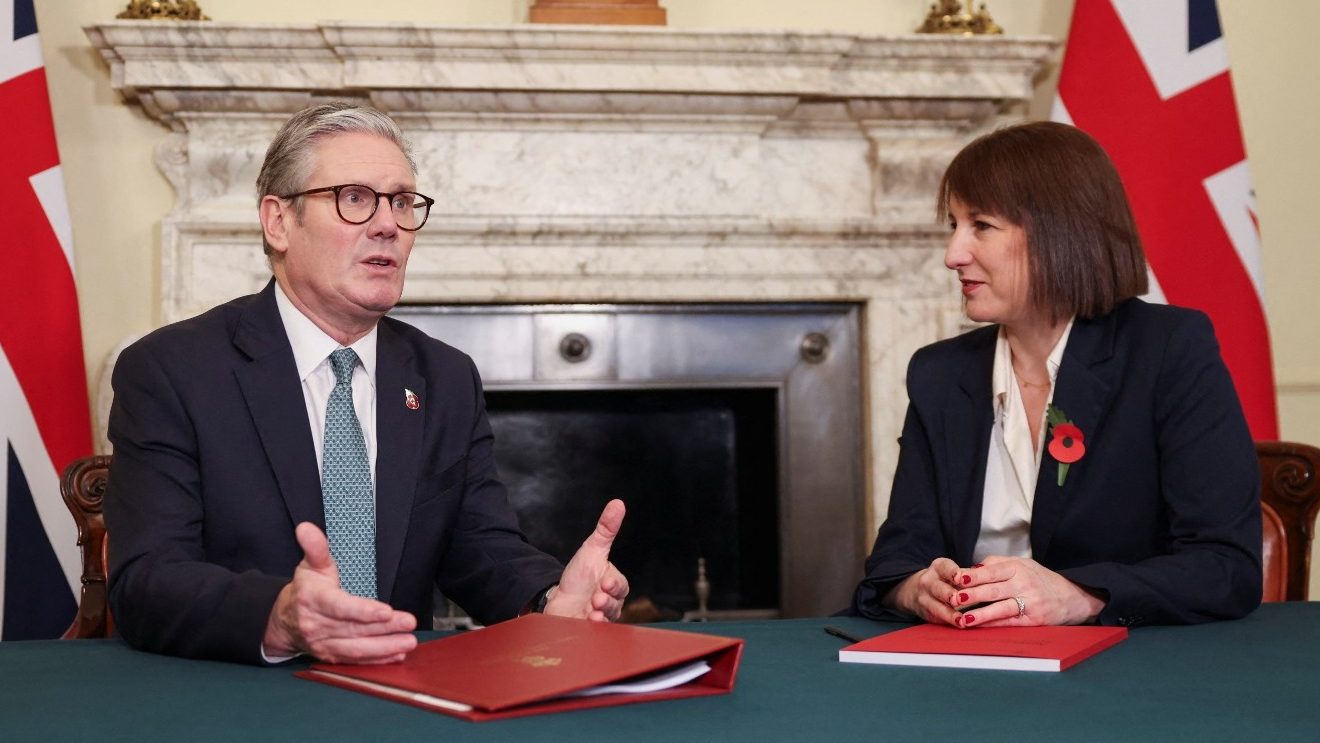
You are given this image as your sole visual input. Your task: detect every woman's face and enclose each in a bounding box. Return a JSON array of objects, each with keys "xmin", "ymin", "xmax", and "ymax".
[{"xmin": 944, "ymin": 196, "xmax": 1035, "ymax": 328}]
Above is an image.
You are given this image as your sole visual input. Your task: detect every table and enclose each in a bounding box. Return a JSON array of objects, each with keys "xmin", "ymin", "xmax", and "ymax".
[{"xmin": 4, "ymin": 602, "xmax": 1319, "ymax": 742}]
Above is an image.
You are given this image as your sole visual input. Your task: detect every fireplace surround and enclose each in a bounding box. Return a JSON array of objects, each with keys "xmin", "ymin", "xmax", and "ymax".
[
  {"xmin": 395, "ymin": 302, "xmax": 861, "ymax": 616},
  {"xmin": 87, "ymin": 20, "xmax": 1056, "ymax": 612}
]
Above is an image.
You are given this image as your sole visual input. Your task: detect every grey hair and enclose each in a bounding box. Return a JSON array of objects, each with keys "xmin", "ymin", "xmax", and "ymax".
[{"xmin": 256, "ymin": 102, "xmax": 417, "ymax": 255}]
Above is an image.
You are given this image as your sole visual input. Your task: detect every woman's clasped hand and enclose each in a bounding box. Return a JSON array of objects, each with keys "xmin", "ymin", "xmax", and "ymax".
[{"xmin": 890, "ymin": 556, "xmax": 1110, "ymax": 629}]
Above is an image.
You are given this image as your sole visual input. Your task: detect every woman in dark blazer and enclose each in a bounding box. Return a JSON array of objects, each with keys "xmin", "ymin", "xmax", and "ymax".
[{"xmin": 851, "ymin": 121, "xmax": 1261, "ymax": 628}]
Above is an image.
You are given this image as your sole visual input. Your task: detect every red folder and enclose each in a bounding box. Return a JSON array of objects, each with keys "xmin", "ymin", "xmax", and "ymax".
[
  {"xmin": 838, "ymin": 624, "xmax": 1127, "ymax": 672},
  {"xmin": 296, "ymin": 614, "xmax": 744, "ymax": 721}
]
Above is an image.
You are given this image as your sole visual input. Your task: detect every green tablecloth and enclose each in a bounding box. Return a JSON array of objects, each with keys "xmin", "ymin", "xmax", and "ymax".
[{"xmin": 4, "ymin": 602, "xmax": 1319, "ymax": 742}]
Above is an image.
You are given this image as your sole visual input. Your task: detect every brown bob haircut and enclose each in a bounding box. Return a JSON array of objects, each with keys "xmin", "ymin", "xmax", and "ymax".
[{"xmin": 938, "ymin": 120, "xmax": 1148, "ymax": 321}]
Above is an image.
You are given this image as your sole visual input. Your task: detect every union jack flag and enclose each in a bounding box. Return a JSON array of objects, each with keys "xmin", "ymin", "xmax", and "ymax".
[
  {"xmin": 1054, "ymin": 0, "xmax": 1278, "ymax": 440},
  {"xmin": 1, "ymin": 0, "xmax": 91, "ymax": 639}
]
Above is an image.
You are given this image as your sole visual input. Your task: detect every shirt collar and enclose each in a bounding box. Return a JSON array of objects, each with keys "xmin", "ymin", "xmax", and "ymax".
[
  {"xmin": 274, "ymin": 281, "xmax": 377, "ymax": 388},
  {"xmin": 1045, "ymin": 317, "xmax": 1074, "ymax": 382},
  {"xmin": 991, "ymin": 317, "xmax": 1076, "ymax": 413}
]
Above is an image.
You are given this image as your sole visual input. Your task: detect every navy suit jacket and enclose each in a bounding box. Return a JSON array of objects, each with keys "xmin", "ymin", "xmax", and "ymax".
[
  {"xmin": 105, "ymin": 281, "xmax": 563, "ymax": 663},
  {"xmin": 852, "ymin": 299, "xmax": 1261, "ymax": 626}
]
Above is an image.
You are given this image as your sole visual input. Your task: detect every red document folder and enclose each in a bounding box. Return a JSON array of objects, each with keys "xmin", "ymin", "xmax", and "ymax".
[
  {"xmin": 296, "ymin": 614, "xmax": 744, "ymax": 721},
  {"xmin": 838, "ymin": 624, "xmax": 1127, "ymax": 672}
]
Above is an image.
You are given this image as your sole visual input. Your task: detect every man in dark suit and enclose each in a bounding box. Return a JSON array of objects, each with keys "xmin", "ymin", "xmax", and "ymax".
[{"xmin": 105, "ymin": 103, "xmax": 628, "ymax": 665}]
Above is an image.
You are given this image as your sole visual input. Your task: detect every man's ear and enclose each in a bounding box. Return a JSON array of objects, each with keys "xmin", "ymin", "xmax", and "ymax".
[{"xmin": 259, "ymin": 195, "xmax": 291, "ymax": 256}]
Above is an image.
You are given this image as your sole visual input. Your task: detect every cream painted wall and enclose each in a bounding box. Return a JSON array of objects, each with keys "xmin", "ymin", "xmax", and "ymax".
[
  {"xmin": 1217, "ymin": 1, "xmax": 1320, "ymax": 449},
  {"xmin": 34, "ymin": 1, "xmax": 1320, "ymax": 482}
]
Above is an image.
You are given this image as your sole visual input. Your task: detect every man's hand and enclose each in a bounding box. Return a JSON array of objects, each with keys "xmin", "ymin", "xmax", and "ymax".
[
  {"xmin": 262, "ymin": 522, "xmax": 418, "ymax": 663},
  {"xmin": 544, "ymin": 499, "xmax": 630, "ymax": 622}
]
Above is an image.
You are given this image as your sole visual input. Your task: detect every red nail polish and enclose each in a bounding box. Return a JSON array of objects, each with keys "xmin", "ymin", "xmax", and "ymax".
[
  {"xmin": 961, "ymin": 575, "xmax": 971, "ymax": 585},
  {"xmin": 963, "ymin": 614, "xmax": 975, "ymax": 624},
  {"xmin": 972, "ymin": 563, "xmax": 984, "ymax": 568},
  {"xmin": 959, "ymin": 592, "xmax": 969, "ymax": 603}
]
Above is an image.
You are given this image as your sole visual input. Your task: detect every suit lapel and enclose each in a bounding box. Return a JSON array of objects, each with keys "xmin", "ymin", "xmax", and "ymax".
[
  {"xmin": 232, "ymin": 281, "xmax": 325, "ymax": 530},
  {"xmin": 1030, "ymin": 312, "xmax": 1120, "ymax": 558},
  {"xmin": 373, "ymin": 320, "xmax": 426, "ymax": 604},
  {"xmin": 945, "ymin": 331, "xmax": 996, "ymax": 565}
]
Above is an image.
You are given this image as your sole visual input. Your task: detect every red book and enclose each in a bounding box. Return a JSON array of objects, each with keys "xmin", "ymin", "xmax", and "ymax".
[
  {"xmin": 838, "ymin": 624, "xmax": 1127, "ymax": 672},
  {"xmin": 296, "ymin": 614, "xmax": 743, "ymax": 721}
]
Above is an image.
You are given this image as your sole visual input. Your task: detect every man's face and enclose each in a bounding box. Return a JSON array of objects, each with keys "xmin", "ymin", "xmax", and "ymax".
[{"xmin": 263, "ymin": 131, "xmax": 417, "ymax": 342}]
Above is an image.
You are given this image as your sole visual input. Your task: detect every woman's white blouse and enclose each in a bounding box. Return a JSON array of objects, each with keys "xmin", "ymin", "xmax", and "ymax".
[{"xmin": 972, "ymin": 319, "xmax": 1075, "ymax": 563}]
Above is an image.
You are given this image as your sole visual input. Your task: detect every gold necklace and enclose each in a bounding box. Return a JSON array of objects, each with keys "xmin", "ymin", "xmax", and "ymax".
[{"xmin": 1013, "ymin": 365, "xmax": 1052, "ymax": 390}]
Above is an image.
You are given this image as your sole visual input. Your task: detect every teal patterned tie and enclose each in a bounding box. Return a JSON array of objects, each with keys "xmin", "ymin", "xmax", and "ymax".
[{"xmin": 321, "ymin": 348, "xmax": 377, "ymax": 598}]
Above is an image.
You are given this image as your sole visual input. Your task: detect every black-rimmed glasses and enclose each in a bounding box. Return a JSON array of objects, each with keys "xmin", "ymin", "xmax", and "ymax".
[{"xmin": 281, "ymin": 184, "xmax": 435, "ymax": 231}]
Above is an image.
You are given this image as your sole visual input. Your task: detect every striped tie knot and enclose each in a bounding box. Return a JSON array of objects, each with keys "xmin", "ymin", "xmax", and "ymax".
[{"xmin": 329, "ymin": 347, "xmax": 359, "ymax": 385}]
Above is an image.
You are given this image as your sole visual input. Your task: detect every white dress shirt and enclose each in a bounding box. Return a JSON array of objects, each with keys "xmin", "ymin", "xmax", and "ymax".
[
  {"xmin": 273, "ymin": 283, "xmax": 378, "ymax": 487},
  {"xmin": 262, "ymin": 285, "xmax": 380, "ymax": 663},
  {"xmin": 972, "ymin": 319, "xmax": 1074, "ymax": 563}
]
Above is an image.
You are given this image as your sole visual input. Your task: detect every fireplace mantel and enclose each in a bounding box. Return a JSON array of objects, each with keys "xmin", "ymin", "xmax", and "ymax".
[
  {"xmin": 88, "ymin": 23, "xmax": 1050, "ymax": 115},
  {"xmin": 86, "ymin": 20, "xmax": 1056, "ymax": 533}
]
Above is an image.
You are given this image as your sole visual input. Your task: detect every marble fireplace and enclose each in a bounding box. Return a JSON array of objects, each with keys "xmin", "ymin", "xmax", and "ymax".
[{"xmin": 87, "ymin": 20, "xmax": 1055, "ymax": 616}]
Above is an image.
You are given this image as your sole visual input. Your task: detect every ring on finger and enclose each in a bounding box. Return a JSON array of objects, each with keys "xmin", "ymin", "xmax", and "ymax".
[{"xmin": 1013, "ymin": 596, "xmax": 1026, "ymax": 617}]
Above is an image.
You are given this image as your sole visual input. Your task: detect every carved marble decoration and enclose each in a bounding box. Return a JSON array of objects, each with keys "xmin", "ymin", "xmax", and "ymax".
[{"xmin": 86, "ymin": 21, "xmax": 1056, "ymax": 532}]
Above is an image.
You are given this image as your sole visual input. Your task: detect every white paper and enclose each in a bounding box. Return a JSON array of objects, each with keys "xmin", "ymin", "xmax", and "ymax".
[{"xmin": 563, "ymin": 660, "xmax": 712, "ymax": 698}]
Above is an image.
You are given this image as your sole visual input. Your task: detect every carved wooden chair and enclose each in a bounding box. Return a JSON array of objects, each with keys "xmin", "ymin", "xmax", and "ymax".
[
  {"xmin": 59, "ymin": 454, "xmax": 114, "ymax": 639},
  {"xmin": 1258, "ymin": 441, "xmax": 1320, "ymax": 602}
]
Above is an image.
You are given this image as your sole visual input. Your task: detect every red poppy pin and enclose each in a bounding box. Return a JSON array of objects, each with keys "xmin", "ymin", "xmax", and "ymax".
[
  {"xmin": 404, "ymin": 388, "xmax": 420, "ymax": 410},
  {"xmin": 1045, "ymin": 404, "xmax": 1085, "ymax": 486}
]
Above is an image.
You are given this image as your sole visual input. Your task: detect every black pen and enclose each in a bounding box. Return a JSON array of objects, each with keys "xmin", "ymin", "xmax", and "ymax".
[{"xmin": 823, "ymin": 626, "xmax": 865, "ymax": 644}]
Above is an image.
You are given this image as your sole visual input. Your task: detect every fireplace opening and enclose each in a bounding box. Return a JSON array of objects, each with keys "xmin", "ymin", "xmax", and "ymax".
[{"xmin": 487, "ymin": 387, "xmax": 779, "ymax": 621}]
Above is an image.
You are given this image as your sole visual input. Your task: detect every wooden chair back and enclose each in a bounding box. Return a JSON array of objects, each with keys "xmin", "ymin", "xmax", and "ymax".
[
  {"xmin": 1258, "ymin": 441, "xmax": 1320, "ymax": 602},
  {"xmin": 59, "ymin": 455, "xmax": 114, "ymax": 639}
]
